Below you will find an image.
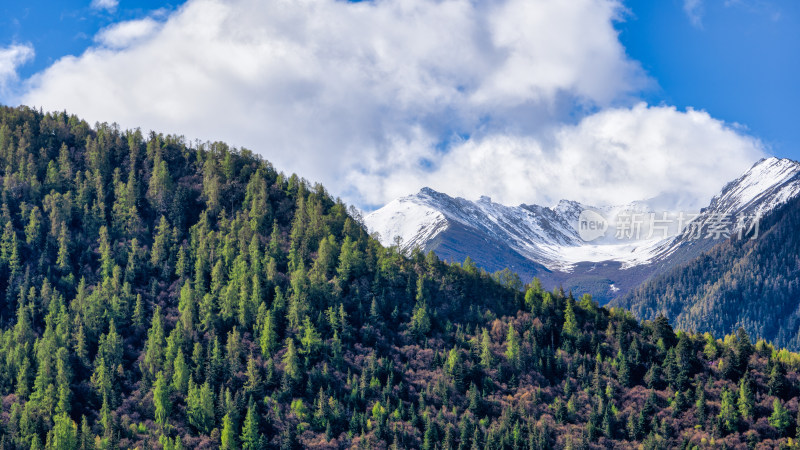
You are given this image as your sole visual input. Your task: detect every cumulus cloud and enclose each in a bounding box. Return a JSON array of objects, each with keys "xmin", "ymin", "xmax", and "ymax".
[
  {"xmin": 95, "ymin": 18, "xmax": 160, "ymax": 49},
  {"xmin": 16, "ymin": 0, "xmax": 763, "ymax": 210},
  {"xmin": 91, "ymin": 0, "xmax": 119, "ymax": 12},
  {"xmin": 0, "ymin": 43, "xmax": 35, "ymax": 97},
  {"xmin": 356, "ymin": 104, "xmax": 764, "ymax": 210}
]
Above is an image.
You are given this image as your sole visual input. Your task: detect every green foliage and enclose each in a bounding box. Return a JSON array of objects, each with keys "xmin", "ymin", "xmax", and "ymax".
[
  {"xmin": 221, "ymin": 413, "xmax": 238, "ymax": 450},
  {"xmin": 562, "ymin": 299, "xmax": 578, "ymax": 337},
  {"xmin": 619, "ymin": 193, "xmax": 800, "ymax": 350},
  {"xmin": 154, "ymin": 371, "xmax": 171, "ymax": 428},
  {"xmin": 505, "ymin": 323, "xmax": 520, "ymax": 367},
  {"xmin": 718, "ymin": 387, "xmax": 739, "ymax": 434},
  {"xmin": 241, "ymin": 403, "xmax": 260, "ymax": 450},
  {"xmin": 0, "ymin": 106, "xmax": 795, "ymax": 449},
  {"xmin": 187, "ymin": 380, "xmax": 215, "ymax": 434},
  {"xmin": 737, "ymin": 375, "xmax": 754, "ymax": 421},
  {"xmin": 769, "ymin": 399, "xmax": 792, "ymax": 436}
]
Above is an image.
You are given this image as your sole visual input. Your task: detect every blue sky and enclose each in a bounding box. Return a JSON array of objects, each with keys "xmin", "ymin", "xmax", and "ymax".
[
  {"xmin": 1, "ymin": 0, "xmax": 182, "ymax": 78},
  {"xmin": 0, "ymin": 0, "xmax": 792, "ymax": 209},
  {"xmin": 621, "ymin": 0, "xmax": 800, "ymax": 156}
]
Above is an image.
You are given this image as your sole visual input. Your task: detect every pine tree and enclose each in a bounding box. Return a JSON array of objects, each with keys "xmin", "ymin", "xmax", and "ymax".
[
  {"xmin": 1, "ymin": 221, "xmax": 20, "ymax": 275},
  {"xmin": 241, "ymin": 402, "xmax": 260, "ymax": 450},
  {"xmin": 299, "ymin": 316, "xmax": 321, "ymax": 358},
  {"xmin": 151, "ymin": 216, "xmax": 172, "ymax": 271},
  {"xmin": 717, "ymin": 387, "xmax": 738, "ymax": 434},
  {"xmin": 148, "ymin": 153, "xmax": 173, "ymax": 214},
  {"xmin": 221, "ymin": 413, "xmax": 239, "ymax": 450},
  {"xmin": 505, "ymin": 324, "xmax": 520, "ymax": 368},
  {"xmin": 56, "ymin": 222, "xmax": 70, "ymax": 271},
  {"xmin": 562, "ymin": 299, "xmax": 578, "ymax": 338},
  {"xmin": 283, "ymin": 338, "xmax": 300, "ymax": 387},
  {"xmin": 259, "ymin": 309, "xmax": 277, "ymax": 358},
  {"xmin": 178, "ymin": 280, "xmax": 195, "ymax": 333},
  {"xmin": 98, "ymin": 225, "xmax": 113, "ymax": 279},
  {"xmin": 769, "ymin": 399, "xmax": 791, "ymax": 436},
  {"xmin": 79, "ymin": 415, "xmax": 92, "ymax": 450},
  {"xmin": 480, "ymin": 328, "xmax": 493, "ymax": 369},
  {"xmin": 768, "ymin": 362, "xmax": 788, "ymax": 399},
  {"xmin": 142, "ymin": 306, "xmax": 166, "ymax": 378},
  {"xmin": 187, "ymin": 380, "xmax": 215, "ymax": 434},
  {"xmin": 48, "ymin": 412, "xmax": 78, "ymax": 449},
  {"xmin": 410, "ymin": 301, "xmax": 432, "ymax": 338},
  {"xmin": 24, "ymin": 206, "xmax": 42, "ymax": 246},
  {"xmin": 695, "ymin": 383, "xmax": 707, "ymax": 426},
  {"xmin": 336, "ymin": 236, "xmax": 363, "ymax": 282},
  {"xmin": 737, "ymin": 375, "xmax": 754, "ymax": 422},
  {"xmin": 445, "ymin": 347, "xmax": 464, "ymax": 391},
  {"xmin": 467, "ymin": 382, "xmax": 481, "ymax": 415},
  {"xmin": 172, "ymin": 349, "xmax": 190, "ymax": 394},
  {"xmin": 154, "ymin": 371, "xmax": 171, "ymax": 428}
]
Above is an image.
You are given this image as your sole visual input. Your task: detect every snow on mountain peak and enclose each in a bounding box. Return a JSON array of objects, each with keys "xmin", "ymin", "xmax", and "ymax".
[
  {"xmin": 365, "ymin": 158, "xmax": 800, "ymax": 273},
  {"xmin": 364, "ymin": 189, "xmax": 449, "ymax": 251},
  {"xmin": 365, "ymin": 187, "xmax": 675, "ymax": 271},
  {"xmin": 708, "ymin": 157, "xmax": 800, "ymax": 216}
]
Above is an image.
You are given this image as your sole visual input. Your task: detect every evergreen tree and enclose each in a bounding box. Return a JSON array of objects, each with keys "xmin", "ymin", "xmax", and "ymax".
[
  {"xmin": 221, "ymin": 413, "xmax": 239, "ymax": 450},
  {"xmin": 56, "ymin": 222, "xmax": 70, "ymax": 271},
  {"xmin": 241, "ymin": 402, "xmax": 260, "ymax": 450},
  {"xmin": 769, "ymin": 399, "xmax": 791, "ymax": 436},
  {"xmin": 737, "ymin": 375, "xmax": 754, "ymax": 422},
  {"xmin": 0, "ymin": 106, "xmax": 798, "ymax": 449},
  {"xmin": 259, "ymin": 309, "xmax": 277, "ymax": 358},
  {"xmin": 717, "ymin": 387, "xmax": 739, "ymax": 434},
  {"xmin": 98, "ymin": 225, "xmax": 113, "ymax": 279},
  {"xmin": 283, "ymin": 338, "xmax": 300, "ymax": 387},
  {"xmin": 562, "ymin": 299, "xmax": 578, "ymax": 338},
  {"xmin": 172, "ymin": 349, "xmax": 190, "ymax": 394},
  {"xmin": 187, "ymin": 380, "xmax": 215, "ymax": 434},
  {"xmin": 695, "ymin": 383, "xmax": 707, "ymax": 426},
  {"xmin": 154, "ymin": 371, "xmax": 171, "ymax": 428},
  {"xmin": 48, "ymin": 412, "xmax": 78, "ymax": 450},
  {"xmin": 142, "ymin": 306, "xmax": 167, "ymax": 378},
  {"xmin": 505, "ymin": 324, "xmax": 520, "ymax": 368},
  {"xmin": 768, "ymin": 362, "xmax": 788, "ymax": 399}
]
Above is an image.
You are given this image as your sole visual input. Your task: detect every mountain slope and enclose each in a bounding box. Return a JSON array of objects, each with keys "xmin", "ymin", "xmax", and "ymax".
[
  {"xmin": 614, "ymin": 192, "xmax": 800, "ymax": 350},
  {"xmin": 366, "ymin": 157, "xmax": 800, "ymax": 303},
  {"xmin": 707, "ymin": 156, "xmax": 800, "ymax": 216},
  {"xmin": 3, "ymin": 105, "xmax": 800, "ymax": 449}
]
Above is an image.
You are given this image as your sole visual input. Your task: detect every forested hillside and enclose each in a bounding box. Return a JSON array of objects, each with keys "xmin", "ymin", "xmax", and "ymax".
[
  {"xmin": 2, "ymin": 105, "xmax": 800, "ymax": 449},
  {"xmin": 615, "ymin": 194, "xmax": 800, "ymax": 350}
]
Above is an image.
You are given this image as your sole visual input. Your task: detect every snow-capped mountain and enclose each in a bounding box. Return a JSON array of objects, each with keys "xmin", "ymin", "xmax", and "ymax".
[
  {"xmin": 365, "ymin": 157, "xmax": 800, "ymax": 302},
  {"xmin": 706, "ymin": 157, "xmax": 800, "ymax": 217},
  {"xmin": 658, "ymin": 157, "xmax": 800, "ymax": 257},
  {"xmin": 366, "ymin": 188, "xmax": 676, "ymax": 272},
  {"xmin": 367, "ymin": 188, "xmax": 585, "ymax": 267}
]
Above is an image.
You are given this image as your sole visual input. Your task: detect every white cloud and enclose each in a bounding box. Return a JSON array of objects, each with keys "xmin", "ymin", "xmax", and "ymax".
[
  {"xmin": 684, "ymin": 0, "xmax": 704, "ymax": 28},
  {"xmin": 356, "ymin": 104, "xmax": 763, "ymax": 210},
  {"xmin": 95, "ymin": 18, "xmax": 160, "ymax": 49},
  {"xmin": 0, "ymin": 43, "xmax": 34, "ymax": 97},
  {"xmin": 15, "ymin": 0, "xmax": 763, "ymax": 210},
  {"xmin": 91, "ymin": 0, "xmax": 119, "ymax": 12}
]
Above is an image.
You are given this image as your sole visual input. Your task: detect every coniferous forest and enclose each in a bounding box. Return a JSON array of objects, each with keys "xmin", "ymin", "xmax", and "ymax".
[
  {"xmin": 616, "ymin": 192, "xmax": 800, "ymax": 351},
  {"xmin": 3, "ymin": 105, "xmax": 800, "ymax": 449}
]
